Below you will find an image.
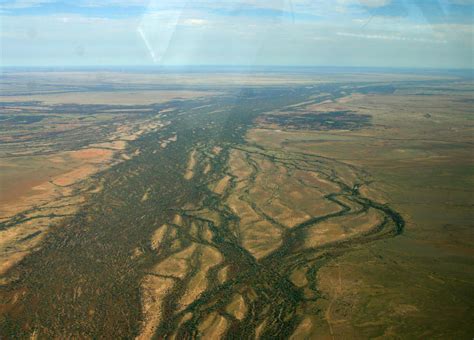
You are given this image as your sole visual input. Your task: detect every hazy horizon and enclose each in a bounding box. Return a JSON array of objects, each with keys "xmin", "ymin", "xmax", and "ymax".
[{"xmin": 1, "ymin": 64, "xmax": 472, "ymax": 72}]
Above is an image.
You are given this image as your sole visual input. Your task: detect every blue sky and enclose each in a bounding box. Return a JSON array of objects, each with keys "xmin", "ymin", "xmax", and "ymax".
[{"xmin": 1, "ymin": 0, "xmax": 473, "ymax": 68}]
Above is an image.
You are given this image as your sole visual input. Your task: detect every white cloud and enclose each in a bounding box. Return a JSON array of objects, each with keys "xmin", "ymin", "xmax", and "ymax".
[
  {"xmin": 182, "ymin": 18, "xmax": 208, "ymax": 26},
  {"xmin": 81, "ymin": 0, "xmax": 150, "ymax": 6},
  {"xmin": 337, "ymin": 0, "xmax": 391, "ymax": 9},
  {"xmin": 337, "ymin": 31, "xmax": 447, "ymax": 43},
  {"xmin": 359, "ymin": 0, "xmax": 391, "ymax": 7}
]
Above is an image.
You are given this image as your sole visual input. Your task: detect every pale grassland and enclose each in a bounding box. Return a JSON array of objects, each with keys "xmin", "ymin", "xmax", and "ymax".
[
  {"xmin": 3, "ymin": 90, "xmax": 217, "ymax": 105},
  {"xmin": 184, "ymin": 150, "xmax": 197, "ymax": 180},
  {"xmin": 251, "ymin": 87, "xmax": 474, "ymax": 338}
]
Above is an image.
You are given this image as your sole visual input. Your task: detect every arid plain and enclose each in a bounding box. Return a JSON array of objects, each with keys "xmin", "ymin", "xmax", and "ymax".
[{"xmin": 0, "ymin": 69, "xmax": 472, "ymax": 338}]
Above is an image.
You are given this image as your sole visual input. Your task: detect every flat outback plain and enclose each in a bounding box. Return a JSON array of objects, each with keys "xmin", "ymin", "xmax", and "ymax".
[{"xmin": 0, "ymin": 68, "xmax": 472, "ymax": 338}]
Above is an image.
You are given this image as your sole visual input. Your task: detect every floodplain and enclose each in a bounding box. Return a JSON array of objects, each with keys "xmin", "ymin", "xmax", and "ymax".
[{"xmin": 0, "ymin": 68, "xmax": 472, "ymax": 339}]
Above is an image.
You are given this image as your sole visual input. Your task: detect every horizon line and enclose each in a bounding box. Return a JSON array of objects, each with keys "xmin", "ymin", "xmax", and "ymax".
[{"xmin": 1, "ymin": 64, "xmax": 473, "ymax": 72}]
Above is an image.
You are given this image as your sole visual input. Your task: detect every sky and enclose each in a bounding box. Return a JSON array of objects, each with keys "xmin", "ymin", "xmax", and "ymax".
[{"xmin": 0, "ymin": 0, "xmax": 473, "ymax": 68}]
